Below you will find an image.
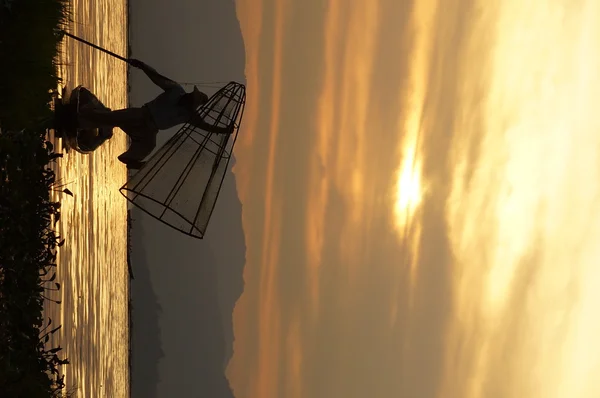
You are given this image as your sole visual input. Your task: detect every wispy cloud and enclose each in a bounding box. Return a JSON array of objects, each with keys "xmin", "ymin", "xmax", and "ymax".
[{"xmin": 230, "ymin": 0, "xmax": 600, "ymax": 397}]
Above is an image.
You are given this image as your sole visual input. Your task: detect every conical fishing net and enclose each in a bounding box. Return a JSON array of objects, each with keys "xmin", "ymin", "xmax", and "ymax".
[{"xmin": 120, "ymin": 81, "xmax": 246, "ymax": 238}]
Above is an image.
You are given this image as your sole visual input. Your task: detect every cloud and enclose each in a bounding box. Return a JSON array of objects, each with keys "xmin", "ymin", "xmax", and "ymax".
[{"xmin": 227, "ymin": 0, "xmax": 543, "ymax": 397}]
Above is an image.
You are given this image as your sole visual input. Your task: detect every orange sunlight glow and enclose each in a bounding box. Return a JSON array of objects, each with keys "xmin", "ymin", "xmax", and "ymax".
[
  {"xmin": 311, "ymin": 0, "xmax": 381, "ymax": 290},
  {"xmin": 227, "ymin": 0, "xmax": 288, "ymax": 397},
  {"xmin": 303, "ymin": 0, "xmax": 341, "ymax": 319},
  {"xmin": 254, "ymin": 0, "xmax": 287, "ymax": 396},
  {"xmin": 389, "ymin": 1, "xmax": 436, "ymax": 314},
  {"xmin": 230, "ymin": 0, "xmax": 263, "ymax": 195},
  {"xmin": 394, "ymin": 139, "xmax": 422, "ymax": 232},
  {"xmin": 231, "ymin": 0, "xmax": 600, "ymax": 396},
  {"xmin": 391, "ymin": 0, "xmax": 435, "ymax": 238}
]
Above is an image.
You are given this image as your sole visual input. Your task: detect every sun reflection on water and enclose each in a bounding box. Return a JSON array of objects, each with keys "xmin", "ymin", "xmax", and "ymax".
[{"xmin": 43, "ymin": 0, "xmax": 131, "ymax": 396}]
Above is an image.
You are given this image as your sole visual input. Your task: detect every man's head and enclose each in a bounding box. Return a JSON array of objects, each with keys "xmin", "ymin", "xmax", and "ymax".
[{"xmin": 191, "ymin": 86, "xmax": 209, "ymax": 109}]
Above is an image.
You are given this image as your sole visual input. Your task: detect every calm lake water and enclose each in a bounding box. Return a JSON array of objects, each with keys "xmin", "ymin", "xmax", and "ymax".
[{"xmin": 43, "ymin": 0, "xmax": 131, "ymax": 396}]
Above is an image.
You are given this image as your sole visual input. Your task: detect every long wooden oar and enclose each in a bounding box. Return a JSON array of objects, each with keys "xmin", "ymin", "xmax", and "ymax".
[
  {"xmin": 61, "ymin": 30, "xmax": 130, "ymax": 64},
  {"xmin": 59, "ymin": 31, "xmax": 227, "ymax": 90}
]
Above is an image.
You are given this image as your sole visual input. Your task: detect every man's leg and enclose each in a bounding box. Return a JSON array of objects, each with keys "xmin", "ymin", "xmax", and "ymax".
[
  {"xmin": 117, "ymin": 126, "xmax": 158, "ymax": 168},
  {"xmin": 78, "ymin": 108, "xmax": 146, "ymax": 129}
]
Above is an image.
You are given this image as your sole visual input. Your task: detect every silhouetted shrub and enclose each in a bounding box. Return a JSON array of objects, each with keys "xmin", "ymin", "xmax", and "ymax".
[{"xmin": 0, "ymin": 128, "xmax": 70, "ymax": 397}]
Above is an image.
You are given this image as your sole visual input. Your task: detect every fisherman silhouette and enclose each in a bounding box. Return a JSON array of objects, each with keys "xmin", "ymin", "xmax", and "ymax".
[{"xmin": 78, "ymin": 58, "xmax": 232, "ymax": 169}]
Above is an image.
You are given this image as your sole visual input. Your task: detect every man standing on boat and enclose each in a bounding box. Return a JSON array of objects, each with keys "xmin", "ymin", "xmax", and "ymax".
[{"xmin": 78, "ymin": 59, "xmax": 232, "ymax": 169}]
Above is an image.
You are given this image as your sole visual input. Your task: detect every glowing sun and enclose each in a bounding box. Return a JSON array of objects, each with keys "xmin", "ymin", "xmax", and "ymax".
[{"xmin": 394, "ymin": 148, "xmax": 423, "ymax": 232}]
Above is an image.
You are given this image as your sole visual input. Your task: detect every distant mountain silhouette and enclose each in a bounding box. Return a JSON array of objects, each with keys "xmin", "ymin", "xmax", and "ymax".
[
  {"xmin": 130, "ymin": 218, "xmax": 164, "ymax": 398},
  {"xmin": 130, "ymin": 200, "xmax": 243, "ymax": 397},
  {"xmin": 204, "ymin": 161, "xmax": 246, "ymax": 369}
]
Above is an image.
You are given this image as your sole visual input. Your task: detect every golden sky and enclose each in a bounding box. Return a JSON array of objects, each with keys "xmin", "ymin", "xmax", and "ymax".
[{"xmin": 228, "ymin": 0, "xmax": 600, "ymax": 397}]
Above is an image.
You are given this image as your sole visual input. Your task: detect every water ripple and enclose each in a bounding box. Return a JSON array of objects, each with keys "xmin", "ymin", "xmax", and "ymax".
[{"xmin": 43, "ymin": 0, "xmax": 130, "ymax": 396}]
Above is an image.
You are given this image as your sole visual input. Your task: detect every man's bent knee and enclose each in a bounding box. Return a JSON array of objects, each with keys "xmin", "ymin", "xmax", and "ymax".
[{"xmin": 118, "ymin": 154, "xmax": 146, "ymax": 170}]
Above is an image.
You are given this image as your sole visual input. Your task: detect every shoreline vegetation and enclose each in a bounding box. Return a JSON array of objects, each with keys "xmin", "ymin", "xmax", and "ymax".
[
  {"xmin": 1, "ymin": 0, "xmax": 73, "ymax": 396},
  {"xmin": 0, "ymin": 130, "xmax": 71, "ymax": 396},
  {"xmin": 0, "ymin": 0, "xmax": 70, "ymax": 131}
]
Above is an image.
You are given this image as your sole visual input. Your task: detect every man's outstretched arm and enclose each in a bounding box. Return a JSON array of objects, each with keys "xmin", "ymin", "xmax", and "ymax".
[
  {"xmin": 129, "ymin": 59, "xmax": 179, "ymax": 91},
  {"xmin": 187, "ymin": 113, "xmax": 233, "ymax": 134}
]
